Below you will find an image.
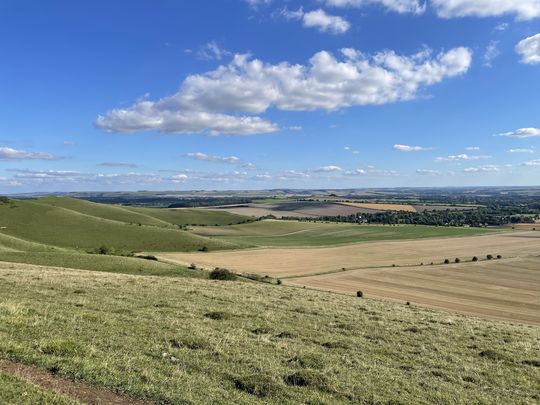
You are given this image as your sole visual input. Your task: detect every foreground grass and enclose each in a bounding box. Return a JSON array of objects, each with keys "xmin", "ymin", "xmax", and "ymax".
[
  {"xmin": 0, "ymin": 372, "xmax": 77, "ymax": 405},
  {"xmin": 193, "ymin": 220, "xmax": 496, "ymax": 247},
  {"xmin": 0, "ymin": 264, "xmax": 538, "ymax": 404}
]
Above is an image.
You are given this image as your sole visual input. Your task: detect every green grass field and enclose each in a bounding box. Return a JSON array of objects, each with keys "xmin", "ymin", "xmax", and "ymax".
[
  {"xmin": 192, "ymin": 220, "xmax": 496, "ymax": 247},
  {"xmin": 0, "ymin": 198, "xmax": 242, "ymax": 252},
  {"xmin": 0, "ymin": 264, "xmax": 537, "ymax": 404}
]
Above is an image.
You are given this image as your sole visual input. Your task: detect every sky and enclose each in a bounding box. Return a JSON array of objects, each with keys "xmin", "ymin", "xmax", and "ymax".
[{"xmin": 1, "ymin": 0, "xmax": 540, "ymax": 193}]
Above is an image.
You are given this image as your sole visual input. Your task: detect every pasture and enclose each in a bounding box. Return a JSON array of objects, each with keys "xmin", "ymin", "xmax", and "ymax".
[
  {"xmin": 0, "ymin": 263, "xmax": 538, "ymax": 404},
  {"xmin": 191, "ymin": 220, "xmax": 494, "ymax": 247}
]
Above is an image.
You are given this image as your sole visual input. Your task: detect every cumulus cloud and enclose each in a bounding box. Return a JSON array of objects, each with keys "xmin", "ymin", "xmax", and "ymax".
[
  {"xmin": 431, "ymin": 0, "xmax": 540, "ymax": 20},
  {"xmin": 315, "ymin": 165, "xmax": 343, "ymax": 172},
  {"xmin": 282, "ymin": 8, "xmax": 350, "ymax": 34},
  {"xmin": 96, "ymin": 47, "xmax": 472, "ymax": 135},
  {"xmin": 497, "ymin": 127, "xmax": 540, "ymax": 138},
  {"xmin": 516, "ymin": 34, "xmax": 540, "ymax": 65},
  {"xmin": 325, "ymin": 0, "xmax": 426, "ymax": 14},
  {"xmin": 393, "ymin": 144, "xmax": 432, "ymax": 152},
  {"xmin": 0, "ymin": 147, "xmax": 63, "ymax": 161},
  {"xmin": 435, "ymin": 154, "xmax": 491, "ymax": 162}
]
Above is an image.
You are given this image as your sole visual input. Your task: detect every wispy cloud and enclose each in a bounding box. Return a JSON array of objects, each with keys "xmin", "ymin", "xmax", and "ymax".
[
  {"xmin": 509, "ymin": 148, "xmax": 534, "ymax": 153},
  {"xmin": 393, "ymin": 144, "xmax": 432, "ymax": 152},
  {"xmin": 315, "ymin": 165, "xmax": 342, "ymax": 172},
  {"xmin": 435, "ymin": 154, "xmax": 491, "ymax": 162},
  {"xmin": 0, "ymin": 147, "xmax": 63, "ymax": 161},
  {"xmin": 186, "ymin": 152, "xmax": 241, "ymax": 164},
  {"xmin": 497, "ymin": 127, "xmax": 540, "ymax": 138},
  {"xmin": 98, "ymin": 162, "xmax": 138, "ymax": 168}
]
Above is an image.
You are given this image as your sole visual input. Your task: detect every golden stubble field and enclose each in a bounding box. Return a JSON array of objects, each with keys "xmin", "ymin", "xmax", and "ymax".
[
  {"xmin": 286, "ymin": 256, "xmax": 540, "ymax": 325},
  {"xmin": 159, "ymin": 231, "xmax": 540, "ymax": 277},
  {"xmin": 158, "ymin": 231, "xmax": 540, "ymax": 324}
]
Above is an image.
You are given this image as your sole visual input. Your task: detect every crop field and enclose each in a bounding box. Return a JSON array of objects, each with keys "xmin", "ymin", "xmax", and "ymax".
[
  {"xmin": 159, "ymin": 230, "xmax": 538, "ymax": 278},
  {"xmin": 287, "ymin": 256, "xmax": 540, "ymax": 325},
  {"xmin": 338, "ymin": 202, "xmax": 417, "ymax": 212},
  {"xmin": 191, "ymin": 220, "xmax": 495, "ymax": 247},
  {"xmin": 0, "ymin": 263, "xmax": 538, "ymax": 404}
]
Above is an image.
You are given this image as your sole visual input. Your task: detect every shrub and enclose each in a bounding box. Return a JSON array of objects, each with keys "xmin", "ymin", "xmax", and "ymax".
[
  {"xmin": 497, "ymin": 255, "xmax": 502, "ymax": 259},
  {"xmin": 277, "ymin": 279, "xmax": 282, "ymax": 285},
  {"xmin": 356, "ymin": 290, "xmax": 363, "ymax": 298},
  {"xmin": 486, "ymin": 254, "xmax": 493, "ymax": 260},
  {"xmin": 199, "ymin": 246, "xmax": 208, "ymax": 252},
  {"xmin": 96, "ymin": 245, "xmax": 111, "ymax": 255},
  {"xmin": 472, "ymin": 256, "xmax": 479, "ymax": 262},
  {"xmin": 444, "ymin": 259, "xmax": 450, "ymax": 264},
  {"xmin": 455, "ymin": 258, "xmax": 461, "ymax": 263},
  {"xmin": 188, "ymin": 263, "xmax": 197, "ymax": 269},
  {"xmin": 209, "ymin": 268, "xmax": 236, "ymax": 281},
  {"xmin": 204, "ymin": 311, "xmax": 231, "ymax": 320}
]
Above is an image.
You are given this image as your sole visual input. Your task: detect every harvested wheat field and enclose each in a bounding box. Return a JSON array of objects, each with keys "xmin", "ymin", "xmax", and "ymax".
[
  {"xmin": 287, "ymin": 256, "xmax": 540, "ymax": 325},
  {"xmin": 159, "ymin": 231, "xmax": 540, "ymax": 278}
]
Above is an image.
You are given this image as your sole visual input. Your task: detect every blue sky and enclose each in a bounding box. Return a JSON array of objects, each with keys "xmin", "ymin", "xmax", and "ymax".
[{"xmin": 1, "ymin": 0, "xmax": 540, "ymax": 192}]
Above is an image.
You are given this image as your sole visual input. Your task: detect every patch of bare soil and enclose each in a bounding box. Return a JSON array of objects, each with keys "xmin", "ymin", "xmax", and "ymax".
[{"xmin": 0, "ymin": 359, "xmax": 150, "ymax": 405}]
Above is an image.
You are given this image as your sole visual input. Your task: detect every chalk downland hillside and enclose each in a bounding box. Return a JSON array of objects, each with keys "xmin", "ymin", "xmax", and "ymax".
[
  {"xmin": 0, "ymin": 263, "xmax": 538, "ymax": 404},
  {"xmin": 0, "ymin": 197, "xmax": 245, "ymax": 252}
]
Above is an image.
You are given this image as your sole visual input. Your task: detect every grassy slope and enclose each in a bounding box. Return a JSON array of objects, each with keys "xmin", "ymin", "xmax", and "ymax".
[
  {"xmin": 0, "ymin": 372, "xmax": 77, "ymax": 405},
  {"xmin": 0, "ymin": 264, "xmax": 537, "ymax": 404},
  {"xmin": 0, "ymin": 199, "xmax": 236, "ymax": 252},
  {"xmin": 0, "ymin": 251, "xmax": 203, "ymax": 277},
  {"xmin": 38, "ymin": 197, "xmax": 251, "ymax": 227},
  {"xmin": 192, "ymin": 220, "xmax": 496, "ymax": 247}
]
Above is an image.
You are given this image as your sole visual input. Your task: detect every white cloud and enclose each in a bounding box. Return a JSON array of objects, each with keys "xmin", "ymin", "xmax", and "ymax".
[
  {"xmin": 523, "ymin": 159, "xmax": 540, "ymax": 166},
  {"xmin": 96, "ymin": 47, "xmax": 471, "ymax": 135},
  {"xmin": 325, "ymin": 0, "xmax": 426, "ymax": 14},
  {"xmin": 186, "ymin": 152, "xmax": 241, "ymax": 164},
  {"xmin": 494, "ymin": 22, "xmax": 509, "ymax": 32},
  {"xmin": 509, "ymin": 148, "xmax": 534, "ymax": 153},
  {"xmin": 393, "ymin": 144, "xmax": 432, "ymax": 152},
  {"xmin": 0, "ymin": 147, "xmax": 63, "ymax": 161},
  {"xmin": 303, "ymin": 9, "xmax": 351, "ymax": 34},
  {"xmin": 171, "ymin": 174, "xmax": 188, "ymax": 183},
  {"xmin": 196, "ymin": 41, "xmax": 231, "ymax": 61},
  {"xmin": 516, "ymin": 34, "xmax": 540, "ymax": 65},
  {"xmin": 483, "ymin": 41, "xmax": 500, "ymax": 67},
  {"xmin": 344, "ymin": 146, "xmax": 360, "ymax": 154},
  {"xmin": 431, "ymin": 0, "xmax": 540, "ymax": 20},
  {"xmin": 316, "ymin": 165, "xmax": 343, "ymax": 172},
  {"xmin": 497, "ymin": 127, "xmax": 540, "ymax": 138},
  {"xmin": 244, "ymin": 0, "xmax": 271, "ymax": 7},
  {"xmin": 465, "ymin": 146, "xmax": 480, "ymax": 151},
  {"xmin": 281, "ymin": 7, "xmax": 350, "ymax": 34},
  {"xmin": 345, "ymin": 168, "xmax": 399, "ymax": 176},
  {"xmin": 463, "ymin": 165, "xmax": 501, "ymax": 173},
  {"xmin": 416, "ymin": 169, "xmax": 441, "ymax": 175},
  {"xmin": 435, "ymin": 154, "xmax": 491, "ymax": 162},
  {"xmin": 98, "ymin": 162, "xmax": 138, "ymax": 168}
]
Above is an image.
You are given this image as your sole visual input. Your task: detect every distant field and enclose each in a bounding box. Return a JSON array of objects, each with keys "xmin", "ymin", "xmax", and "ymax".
[
  {"xmin": 192, "ymin": 220, "xmax": 495, "ymax": 247},
  {"xmin": 287, "ymin": 256, "xmax": 540, "ymax": 325},
  {"xmin": 339, "ymin": 202, "xmax": 417, "ymax": 212},
  {"xmin": 159, "ymin": 230, "xmax": 538, "ymax": 278},
  {"xmin": 0, "ymin": 264, "xmax": 538, "ymax": 404}
]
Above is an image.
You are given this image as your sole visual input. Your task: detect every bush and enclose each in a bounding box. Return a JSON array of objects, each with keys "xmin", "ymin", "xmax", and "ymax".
[
  {"xmin": 444, "ymin": 259, "xmax": 450, "ymax": 264},
  {"xmin": 277, "ymin": 279, "xmax": 282, "ymax": 285},
  {"xmin": 188, "ymin": 263, "xmax": 197, "ymax": 270},
  {"xmin": 472, "ymin": 256, "xmax": 479, "ymax": 262},
  {"xmin": 455, "ymin": 258, "xmax": 461, "ymax": 263},
  {"xmin": 209, "ymin": 268, "xmax": 236, "ymax": 281},
  {"xmin": 96, "ymin": 245, "xmax": 111, "ymax": 255},
  {"xmin": 497, "ymin": 255, "xmax": 502, "ymax": 259},
  {"xmin": 356, "ymin": 290, "xmax": 363, "ymax": 298},
  {"xmin": 486, "ymin": 254, "xmax": 493, "ymax": 260}
]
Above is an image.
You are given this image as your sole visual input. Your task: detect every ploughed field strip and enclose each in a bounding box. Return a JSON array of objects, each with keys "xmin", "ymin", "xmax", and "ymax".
[
  {"xmin": 287, "ymin": 256, "xmax": 540, "ymax": 325},
  {"xmin": 0, "ymin": 263, "xmax": 538, "ymax": 404}
]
